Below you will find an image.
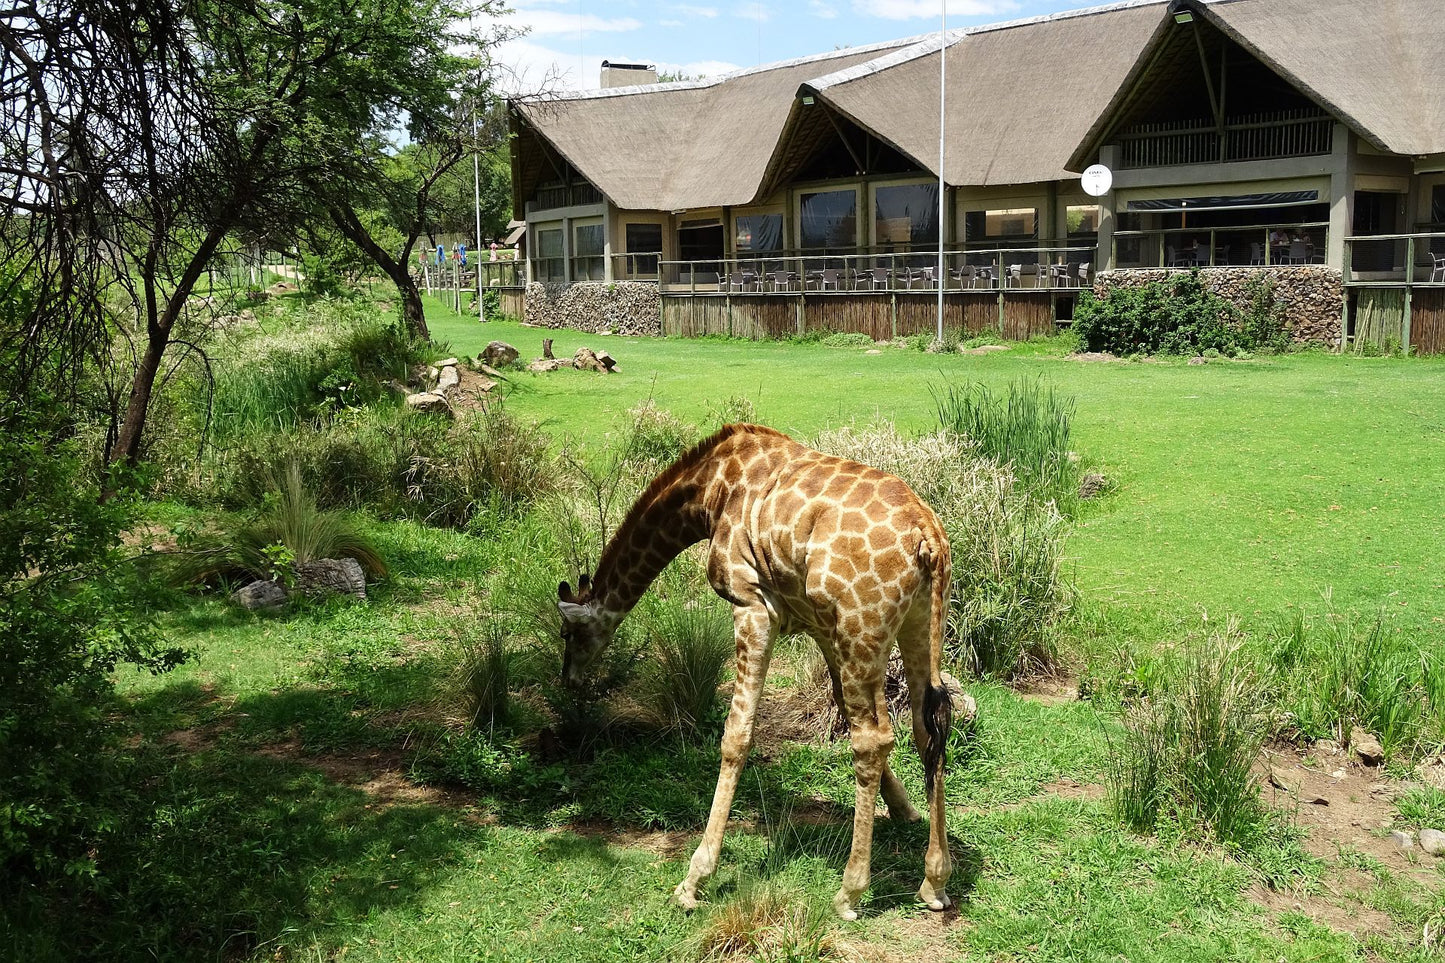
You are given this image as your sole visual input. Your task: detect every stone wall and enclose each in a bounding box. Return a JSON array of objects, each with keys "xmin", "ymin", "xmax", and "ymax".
[
  {"xmin": 1094, "ymin": 267, "xmax": 1342, "ymax": 347},
  {"xmin": 524, "ymin": 281, "xmax": 661, "ymax": 336}
]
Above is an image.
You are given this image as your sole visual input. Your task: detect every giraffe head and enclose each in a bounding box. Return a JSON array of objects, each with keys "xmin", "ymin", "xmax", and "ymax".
[{"xmin": 557, "ymin": 574, "xmax": 616, "ymax": 688}]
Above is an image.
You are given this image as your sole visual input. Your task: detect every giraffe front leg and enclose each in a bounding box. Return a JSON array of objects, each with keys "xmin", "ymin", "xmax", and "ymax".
[{"xmin": 674, "ymin": 605, "xmax": 774, "ymax": 910}]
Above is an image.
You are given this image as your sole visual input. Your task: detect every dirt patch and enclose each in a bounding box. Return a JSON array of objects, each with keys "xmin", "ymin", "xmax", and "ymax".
[
  {"xmin": 960, "ymin": 344, "xmax": 1009, "ymax": 356},
  {"xmin": 448, "ymin": 365, "xmax": 503, "ymax": 415},
  {"xmin": 1013, "ymin": 676, "xmax": 1078, "ymax": 706},
  {"xmin": 1070, "ymin": 351, "xmax": 1120, "ymax": 363},
  {"xmin": 565, "ymin": 821, "xmax": 696, "ymax": 858},
  {"xmin": 1246, "ymin": 880, "xmax": 1395, "ymax": 941},
  {"xmin": 252, "ymin": 741, "xmax": 478, "ymax": 811}
]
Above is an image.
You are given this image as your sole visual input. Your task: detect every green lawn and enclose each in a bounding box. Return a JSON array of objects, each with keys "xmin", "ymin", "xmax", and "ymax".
[{"xmin": 428, "ymin": 301, "xmax": 1445, "ymax": 647}]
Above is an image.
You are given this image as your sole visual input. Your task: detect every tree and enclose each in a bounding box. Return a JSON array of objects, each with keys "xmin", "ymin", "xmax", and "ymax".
[{"xmin": 0, "ymin": 0, "xmax": 505, "ymax": 470}]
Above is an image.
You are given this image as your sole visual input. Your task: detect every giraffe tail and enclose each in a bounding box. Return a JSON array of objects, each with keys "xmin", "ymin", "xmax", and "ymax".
[{"xmin": 920, "ymin": 531, "xmax": 952, "ymax": 802}]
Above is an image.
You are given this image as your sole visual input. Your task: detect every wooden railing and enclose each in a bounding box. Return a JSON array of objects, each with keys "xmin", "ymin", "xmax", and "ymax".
[{"xmin": 1118, "ymin": 109, "xmax": 1333, "ymax": 168}]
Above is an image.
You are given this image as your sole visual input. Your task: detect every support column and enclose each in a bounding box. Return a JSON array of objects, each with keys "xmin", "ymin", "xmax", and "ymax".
[
  {"xmin": 1326, "ymin": 123, "xmax": 1354, "ymax": 271},
  {"xmin": 1097, "ymin": 145, "xmax": 1119, "ymax": 271}
]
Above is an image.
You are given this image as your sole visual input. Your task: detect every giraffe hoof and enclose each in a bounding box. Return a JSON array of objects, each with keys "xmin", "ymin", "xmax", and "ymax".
[
  {"xmin": 917, "ymin": 883, "xmax": 951, "ymax": 911},
  {"xmin": 673, "ymin": 881, "xmax": 700, "ymax": 912},
  {"xmin": 832, "ymin": 891, "xmax": 860, "ymax": 921}
]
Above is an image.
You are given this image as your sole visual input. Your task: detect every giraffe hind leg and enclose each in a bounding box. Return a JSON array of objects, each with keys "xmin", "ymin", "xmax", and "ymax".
[{"xmin": 832, "ymin": 676, "xmax": 893, "ymax": 920}]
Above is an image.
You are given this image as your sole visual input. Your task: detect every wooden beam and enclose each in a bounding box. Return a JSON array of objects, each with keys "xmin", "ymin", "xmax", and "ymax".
[{"xmin": 822, "ymin": 103, "xmax": 867, "ymax": 175}]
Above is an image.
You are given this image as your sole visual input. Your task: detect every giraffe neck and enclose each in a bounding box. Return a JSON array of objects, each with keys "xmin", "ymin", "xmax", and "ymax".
[{"xmin": 592, "ymin": 459, "xmax": 715, "ymax": 619}]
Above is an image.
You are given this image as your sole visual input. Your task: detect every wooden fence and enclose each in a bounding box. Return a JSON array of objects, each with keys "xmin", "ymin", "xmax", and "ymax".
[{"xmin": 1350, "ymin": 287, "xmax": 1445, "ymax": 356}]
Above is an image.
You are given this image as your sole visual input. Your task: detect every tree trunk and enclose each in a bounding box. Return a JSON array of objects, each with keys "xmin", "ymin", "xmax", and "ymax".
[{"xmin": 331, "ymin": 206, "xmax": 430, "ymax": 342}]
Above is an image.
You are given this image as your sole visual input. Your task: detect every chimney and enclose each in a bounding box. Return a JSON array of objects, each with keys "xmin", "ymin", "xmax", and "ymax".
[{"xmin": 600, "ymin": 60, "xmax": 658, "ymax": 89}]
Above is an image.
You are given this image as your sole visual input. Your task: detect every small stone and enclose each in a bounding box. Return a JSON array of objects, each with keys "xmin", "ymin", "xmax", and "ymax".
[
  {"xmin": 528, "ymin": 358, "xmax": 569, "ymax": 373},
  {"xmin": 475, "ymin": 376, "xmax": 497, "ymax": 393},
  {"xmin": 1078, "ymin": 472, "xmax": 1108, "ymax": 499},
  {"xmin": 1390, "ymin": 830, "xmax": 1415, "ymax": 850},
  {"xmin": 1315, "ymin": 739, "xmax": 1343, "ymax": 755},
  {"xmin": 1351, "ymin": 726, "xmax": 1385, "ymax": 766},
  {"xmin": 233, "ymin": 579, "xmax": 287, "ymax": 611},
  {"xmin": 435, "ymin": 358, "xmax": 459, "ymax": 368},
  {"xmin": 295, "ymin": 558, "xmax": 366, "ymax": 600},
  {"xmin": 1420, "ymin": 828, "xmax": 1445, "ymax": 856},
  {"xmin": 436, "ymin": 365, "xmax": 461, "ymax": 394},
  {"xmin": 1188, "ymin": 356, "xmax": 1207, "ymax": 365},
  {"xmin": 478, "ymin": 363, "xmax": 506, "ymax": 380},
  {"xmin": 406, "ymin": 392, "xmax": 453, "ymax": 416},
  {"xmin": 865, "ymin": 349, "xmax": 882, "ymax": 355}
]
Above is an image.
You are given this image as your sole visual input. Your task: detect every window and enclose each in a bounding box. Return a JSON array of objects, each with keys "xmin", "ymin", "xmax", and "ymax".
[
  {"xmin": 1431, "ymin": 185, "xmax": 1445, "ymax": 226},
  {"xmin": 873, "ymin": 184, "xmax": 939, "ymax": 249},
  {"xmin": 800, "ymin": 190, "xmax": 857, "ymax": 251},
  {"xmin": 678, "ymin": 219, "xmax": 724, "ymax": 277},
  {"xmin": 965, "ymin": 208, "xmax": 1038, "ymax": 244},
  {"xmin": 572, "ymin": 221, "xmax": 604, "ymax": 281},
  {"xmin": 1066, "ymin": 205, "xmax": 1100, "ymax": 236},
  {"xmin": 734, "ymin": 214, "xmax": 783, "ymax": 256},
  {"xmin": 623, "ymin": 223, "xmax": 662, "ymax": 276},
  {"xmin": 532, "ymin": 227, "xmax": 564, "ymax": 281}
]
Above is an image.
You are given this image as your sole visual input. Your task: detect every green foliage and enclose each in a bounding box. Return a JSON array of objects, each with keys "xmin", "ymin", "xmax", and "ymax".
[
  {"xmin": 632, "ymin": 598, "xmax": 734, "ymax": 740},
  {"xmin": 0, "ymin": 400, "xmax": 185, "ymax": 879},
  {"xmin": 932, "ymin": 377, "xmax": 1079, "ymax": 512},
  {"xmin": 1263, "ymin": 610, "xmax": 1444, "ymax": 759},
  {"xmin": 454, "ymin": 622, "xmax": 514, "ymax": 732},
  {"xmin": 1072, "ymin": 270, "xmax": 1290, "ymax": 357},
  {"xmin": 621, "ymin": 399, "xmax": 699, "ymax": 472},
  {"xmin": 820, "ymin": 331, "xmax": 875, "ymax": 348},
  {"xmin": 1107, "ymin": 632, "xmax": 1272, "ymax": 845}
]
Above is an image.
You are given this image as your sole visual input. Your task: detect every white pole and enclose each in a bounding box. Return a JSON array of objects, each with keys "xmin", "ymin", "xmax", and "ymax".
[
  {"xmin": 936, "ymin": 2, "xmax": 947, "ymax": 342},
  {"xmin": 473, "ymin": 109, "xmax": 485, "ymax": 320}
]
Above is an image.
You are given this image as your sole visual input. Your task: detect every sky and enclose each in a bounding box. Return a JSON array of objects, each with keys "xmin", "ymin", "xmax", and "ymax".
[{"xmin": 495, "ymin": 0, "xmax": 1111, "ymax": 92}]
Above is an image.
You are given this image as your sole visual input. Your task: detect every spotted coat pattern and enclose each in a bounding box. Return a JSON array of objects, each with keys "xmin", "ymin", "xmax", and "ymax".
[{"xmin": 557, "ymin": 424, "xmax": 953, "ymax": 919}]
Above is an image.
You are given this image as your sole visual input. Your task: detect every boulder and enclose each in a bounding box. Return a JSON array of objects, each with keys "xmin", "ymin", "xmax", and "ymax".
[
  {"xmin": 1078, "ymin": 473, "xmax": 1108, "ymax": 500},
  {"xmin": 529, "ymin": 358, "xmax": 570, "ymax": 373},
  {"xmin": 1390, "ymin": 829, "xmax": 1415, "ymax": 850},
  {"xmin": 406, "ymin": 392, "xmax": 453, "ymax": 416},
  {"xmin": 574, "ymin": 346, "xmax": 617, "ymax": 373},
  {"xmin": 1351, "ymin": 726, "xmax": 1385, "ymax": 766},
  {"xmin": 436, "ymin": 364, "xmax": 461, "ymax": 395},
  {"xmin": 1420, "ymin": 828, "xmax": 1445, "ymax": 856},
  {"xmin": 234, "ymin": 579, "xmax": 287, "ymax": 612},
  {"xmin": 482, "ymin": 340, "xmax": 519, "ymax": 367},
  {"xmin": 295, "ymin": 558, "xmax": 367, "ymax": 600}
]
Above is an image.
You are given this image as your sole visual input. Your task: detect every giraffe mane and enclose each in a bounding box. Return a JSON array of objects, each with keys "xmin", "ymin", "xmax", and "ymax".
[{"xmin": 593, "ymin": 423, "xmax": 785, "ymax": 589}]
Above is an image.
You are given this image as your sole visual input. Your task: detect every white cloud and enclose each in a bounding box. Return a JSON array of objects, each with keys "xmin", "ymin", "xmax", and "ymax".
[
  {"xmin": 659, "ymin": 18, "xmax": 683, "ymax": 26},
  {"xmin": 510, "ymin": 9, "xmax": 644, "ymax": 36},
  {"xmin": 733, "ymin": 2, "xmax": 771, "ymax": 22},
  {"xmin": 851, "ymin": 0, "xmax": 1018, "ymax": 19},
  {"xmin": 809, "ymin": 0, "xmax": 839, "ymax": 18}
]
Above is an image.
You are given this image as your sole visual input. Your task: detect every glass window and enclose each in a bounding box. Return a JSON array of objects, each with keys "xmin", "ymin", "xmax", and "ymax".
[
  {"xmin": 624, "ymin": 223, "xmax": 662, "ymax": 276},
  {"xmin": 572, "ymin": 222, "xmax": 604, "ymax": 281},
  {"xmin": 800, "ymin": 190, "xmax": 857, "ymax": 251},
  {"xmin": 873, "ymin": 184, "xmax": 939, "ymax": 249},
  {"xmin": 965, "ymin": 208, "xmax": 1038, "ymax": 243},
  {"xmin": 1066, "ymin": 205, "xmax": 1100, "ymax": 236},
  {"xmin": 734, "ymin": 214, "xmax": 783, "ymax": 255},
  {"xmin": 533, "ymin": 227, "xmax": 564, "ymax": 282},
  {"xmin": 1431, "ymin": 185, "xmax": 1445, "ymax": 226}
]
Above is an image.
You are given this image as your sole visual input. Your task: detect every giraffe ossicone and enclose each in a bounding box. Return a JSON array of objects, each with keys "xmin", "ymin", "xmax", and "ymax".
[{"xmin": 557, "ymin": 423, "xmax": 960, "ymax": 919}]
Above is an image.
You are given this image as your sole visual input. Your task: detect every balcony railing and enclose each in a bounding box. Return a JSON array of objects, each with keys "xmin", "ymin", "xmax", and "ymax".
[
  {"xmin": 531, "ymin": 182, "xmax": 604, "ymax": 211},
  {"xmin": 1343, "ymin": 232, "xmax": 1445, "ymax": 286},
  {"xmin": 1112, "ymin": 222, "xmax": 1329, "ymax": 269},
  {"xmin": 477, "ymin": 260, "xmax": 523, "ymax": 288},
  {"xmin": 653, "ymin": 244, "xmax": 1097, "ymax": 294},
  {"xmin": 1117, "ymin": 109, "xmax": 1333, "ymax": 169}
]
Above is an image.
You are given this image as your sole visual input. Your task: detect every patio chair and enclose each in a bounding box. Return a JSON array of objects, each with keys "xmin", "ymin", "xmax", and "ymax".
[
  {"xmin": 857, "ymin": 267, "xmax": 892, "ymax": 290},
  {"xmin": 1249, "ymin": 243, "xmax": 1265, "ymax": 266},
  {"xmin": 1036, "ymin": 262, "xmax": 1053, "ymax": 288},
  {"xmin": 1287, "ymin": 241, "xmax": 1309, "ymax": 265},
  {"xmin": 1076, "ymin": 262, "xmax": 1091, "ymax": 287},
  {"xmin": 1005, "ymin": 263, "xmax": 1022, "ymax": 287},
  {"xmin": 975, "ymin": 265, "xmax": 997, "ymax": 288},
  {"xmin": 1432, "ymin": 253, "xmax": 1445, "ymax": 283},
  {"xmin": 951, "ymin": 265, "xmax": 976, "ymax": 288},
  {"xmin": 769, "ymin": 270, "xmax": 797, "ymax": 292}
]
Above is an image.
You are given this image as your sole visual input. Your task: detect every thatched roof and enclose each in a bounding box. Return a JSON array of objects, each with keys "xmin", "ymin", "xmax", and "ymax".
[
  {"xmin": 510, "ymin": 39, "xmax": 922, "ymax": 213},
  {"xmin": 512, "ymin": 0, "xmax": 1443, "ymax": 215},
  {"xmin": 800, "ymin": 1, "xmax": 1167, "ymax": 187},
  {"xmin": 1069, "ymin": 0, "xmax": 1445, "ymax": 168}
]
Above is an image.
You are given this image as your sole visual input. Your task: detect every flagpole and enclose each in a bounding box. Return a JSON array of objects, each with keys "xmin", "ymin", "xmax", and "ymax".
[
  {"xmin": 473, "ymin": 108, "xmax": 485, "ymax": 320},
  {"xmin": 936, "ymin": 1, "xmax": 947, "ymax": 342}
]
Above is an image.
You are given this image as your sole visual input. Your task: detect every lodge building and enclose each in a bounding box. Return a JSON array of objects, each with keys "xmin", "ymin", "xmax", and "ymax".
[{"xmin": 502, "ymin": 0, "xmax": 1445, "ymax": 352}]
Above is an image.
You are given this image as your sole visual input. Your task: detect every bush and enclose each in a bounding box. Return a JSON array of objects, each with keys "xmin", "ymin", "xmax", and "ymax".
[
  {"xmin": 1072, "ymin": 270, "xmax": 1290, "ymax": 357},
  {"xmin": 820, "ymin": 331, "xmax": 875, "ymax": 348},
  {"xmin": 0, "ymin": 401, "xmax": 185, "ymax": 879},
  {"xmin": 622, "ymin": 400, "xmax": 698, "ymax": 473},
  {"xmin": 631, "ymin": 598, "xmax": 733, "ymax": 740},
  {"xmin": 1107, "ymin": 631, "xmax": 1272, "ymax": 844},
  {"xmin": 454, "ymin": 622, "xmax": 514, "ymax": 732},
  {"xmin": 812, "ymin": 423, "xmax": 1072, "ymax": 679}
]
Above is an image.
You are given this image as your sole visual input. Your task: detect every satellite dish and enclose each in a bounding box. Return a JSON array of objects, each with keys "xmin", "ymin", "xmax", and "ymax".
[{"xmin": 1081, "ymin": 164, "xmax": 1113, "ymax": 198}]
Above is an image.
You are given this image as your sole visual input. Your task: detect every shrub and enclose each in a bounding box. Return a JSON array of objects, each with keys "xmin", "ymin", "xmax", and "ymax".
[
  {"xmin": 622, "ymin": 400, "xmax": 698, "ymax": 472},
  {"xmin": 0, "ymin": 400, "xmax": 185, "ymax": 879},
  {"xmin": 631, "ymin": 599, "xmax": 734, "ymax": 740},
  {"xmin": 697, "ymin": 883, "xmax": 841, "ymax": 962},
  {"xmin": 820, "ymin": 331, "xmax": 875, "ymax": 348},
  {"xmin": 1072, "ymin": 270, "xmax": 1290, "ymax": 357},
  {"xmin": 1107, "ymin": 631, "xmax": 1272, "ymax": 844},
  {"xmin": 454, "ymin": 622, "xmax": 514, "ymax": 732},
  {"xmin": 932, "ymin": 378, "xmax": 1079, "ymax": 512},
  {"xmin": 812, "ymin": 422, "xmax": 1072, "ymax": 679}
]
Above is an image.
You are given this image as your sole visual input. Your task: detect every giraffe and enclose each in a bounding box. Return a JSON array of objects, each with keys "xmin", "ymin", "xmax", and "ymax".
[{"xmin": 557, "ymin": 423, "xmax": 955, "ymax": 920}]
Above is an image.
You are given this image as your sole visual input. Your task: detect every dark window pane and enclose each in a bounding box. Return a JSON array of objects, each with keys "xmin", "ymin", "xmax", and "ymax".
[
  {"xmin": 735, "ymin": 214, "xmax": 783, "ymax": 253},
  {"xmin": 874, "ymin": 184, "xmax": 938, "ymax": 248},
  {"xmin": 800, "ymin": 190, "xmax": 856, "ymax": 250},
  {"xmin": 573, "ymin": 223, "xmax": 604, "ymax": 257},
  {"xmin": 625, "ymin": 223, "xmax": 662, "ymax": 275}
]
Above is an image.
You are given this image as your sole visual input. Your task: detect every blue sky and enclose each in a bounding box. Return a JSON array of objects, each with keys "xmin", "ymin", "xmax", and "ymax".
[{"xmin": 496, "ymin": 0, "xmax": 1109, "ymax": 91}]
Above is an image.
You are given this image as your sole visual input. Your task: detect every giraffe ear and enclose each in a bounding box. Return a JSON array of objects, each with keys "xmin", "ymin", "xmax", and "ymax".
[
  {"xmin": 558, "ymin": 581, "xmax": 574, "ymax": 603},
  {"xmin": 558, "ymin": 601, "xmax": 589, "ymax": 621},
  {"xmin": 578, "ymin": 573, "xmax": 591, "ymax": 593}
]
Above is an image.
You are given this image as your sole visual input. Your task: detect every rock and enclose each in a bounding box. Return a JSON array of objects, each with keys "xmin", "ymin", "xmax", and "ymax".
[
  {"xmin": 939, "ymin": 671, "xmax": 978, "ymax": 726},
  {"xmin": 234, "ymin": 579, "xmax": 287, "ymax": 612},
  {"xmin": 1315, "ymin": 739, "xmax": 1343, "ymax": 755},
  {"xmin": 295, "ymin": 558, "xmax": 366, "ymax": 600},
  {"xmin": 436, "ymin": 364, "xmax": 460, "ymax": 395},
  {"xmin": 1351, "ymin": 726, "xmax": 1385, "ymax": 766},
  {"xmin": 865, "ymin": 349, "xmax": 882, "ymax": 355},
  {"xmin": 573, "ymin": 346, "xmax": 606, "ymax": 372},
  {"xmin": 478, "ymin": 363, "xmax": 507, "ymax": 380},
  {"xmin": 528, "ymin": 358, "xmax": 570, "ymax": 373},
  {"xmin": 407, "ymin": 363, "xmax": 430, "ymax": 389},
  {"xmin": 595, "ymin": 349, "xmax": 618, "ymax": 372},
  {"xmin": 482, "ymin": 340, "xmax": 519, "ymax": 367},
  {"xmin": 1078, "ymin": 472, "xmax": 1108, "ymax": 499},
  {"xmin": 1390, "ymin": 830, "xmax": 1415, "ymax": 850},
  {"xmin": 435, "ymin": 358, "xmax": 459, "ymax": 368},
  {"xmin": 405, "ymin": 392, "xmax": 452, "ymax": 416},
  {"xmin": 475, "ymin": 375, "xmax": 497, "ymax": 393},
  {"xmin": 1188, "ymin": 356, "xmax": 1208, "ymax": 365},
  {"xmin": 1420, "ymin": 828, "xmax": 1445, "ymax": 856}
]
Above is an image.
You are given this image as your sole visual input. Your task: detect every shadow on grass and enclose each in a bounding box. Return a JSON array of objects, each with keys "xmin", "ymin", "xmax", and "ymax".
[{"xmin": 2, "ymin": 743, "xmax": 490, "ymax": 963}]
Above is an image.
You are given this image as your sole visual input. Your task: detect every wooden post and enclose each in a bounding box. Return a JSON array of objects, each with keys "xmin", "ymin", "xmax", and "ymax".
[
  {"xmin": 543, "ymin": 338, "xmax": 554, "ymax": 359},
  {"xmin": 1403, "ymin": 236, "xmax": 1414, "ymax": 354}
]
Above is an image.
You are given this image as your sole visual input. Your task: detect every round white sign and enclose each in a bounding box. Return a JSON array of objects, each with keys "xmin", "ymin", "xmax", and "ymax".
[{"xmin": 1080, "ymin": 164, "xmax": 1113, "ymax": 197}]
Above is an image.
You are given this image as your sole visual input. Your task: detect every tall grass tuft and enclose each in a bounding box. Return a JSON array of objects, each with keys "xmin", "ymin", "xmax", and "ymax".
[
  {"xmin": 932, "ymin": 378, "xmax": 1078, "ymax": 512},
  {"xmin": 696, "ymin": 883, "xmax": 842, "ymax": 963},
  {"xmin": 1108, "ymin": 629, "xmax": 1271, "ymax": 844},
  {"xmin": 1265, "ymin": 610, "xmax": 1443, "ymax": 759},
  {"xmin": 632, "ymin": 599, "xmax": 734, "ymax": 740},
  {"xmin": 454, "ymin": 622, "xmax": 513, "ymax": 733}
]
